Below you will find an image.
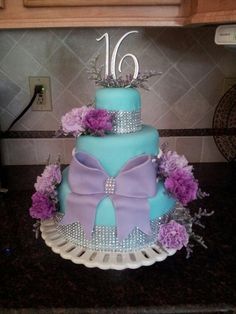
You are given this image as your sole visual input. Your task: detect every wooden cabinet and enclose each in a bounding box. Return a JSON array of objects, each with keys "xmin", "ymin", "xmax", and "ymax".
[
  {"xmin": 23, "ymin": 0, "xmax": 182, "ymax": 7},
  {"xmin": 0, "ymin": 0, "xmax": 236, "ymax": 28},
  {"xmin": 191, "ymin": 0, "xmax": 236, "ymax": 24},
  {"xmin": 0, "ymin": 0, "xmax": 192, "ymax": 28}
]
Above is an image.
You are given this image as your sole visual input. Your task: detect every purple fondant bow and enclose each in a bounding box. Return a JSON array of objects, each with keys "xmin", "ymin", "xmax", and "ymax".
[{"xmin": 60, "ymin": 151, "xmax": 156, "ymax": 241}]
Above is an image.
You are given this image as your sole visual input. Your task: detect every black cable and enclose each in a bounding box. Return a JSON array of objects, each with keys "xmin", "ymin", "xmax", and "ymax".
[
  {"xmin": 0, "ymin": 86, "xmax": 44, "ymax": 193},
  {"xmin": 5, "ymin": 85, "xmax": 44, "ymax": 132}
]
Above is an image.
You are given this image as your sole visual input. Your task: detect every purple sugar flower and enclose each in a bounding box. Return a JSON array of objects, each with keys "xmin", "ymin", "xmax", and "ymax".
[
  {"xmin": 29, "ymin": 191, "xmax": 56, "ymax": 220},
  {"xmin": 61, "ymin": 106, "xmax": 92, "ymax": 136},
  {"xmin": 164, "ymin": 168, "xmax": 198, "ymax": 205},
  {"xmin": 159, "ymin": 151, "xmax": 192, "ymax": 177},
  {"xmin": 158, "ymin": 220, "xmax": 189, "ymax": 250},
  {"xmin": 84, "ymin": 109, "xmax": 113, "ymax": 136}
]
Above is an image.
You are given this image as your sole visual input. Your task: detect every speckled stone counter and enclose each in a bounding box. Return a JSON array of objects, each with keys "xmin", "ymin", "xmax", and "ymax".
[{"xmin": 0, "ymin": 163, "xmax": 235, "ymax": 313}]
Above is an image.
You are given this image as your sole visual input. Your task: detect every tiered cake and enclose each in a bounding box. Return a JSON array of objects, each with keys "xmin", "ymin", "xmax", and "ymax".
[
  {"xmin": 56, "ymin": 87, "xmax": 176, "ymax": 252},
  {"xmin": 31, "ymin": 31, "xmax": 212, "ymax": 269}
]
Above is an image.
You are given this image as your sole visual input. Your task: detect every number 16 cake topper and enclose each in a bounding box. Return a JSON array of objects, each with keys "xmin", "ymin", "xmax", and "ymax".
[{"xmin": 96, "ymin": 30, "xmax": 140, "ymax": 80}]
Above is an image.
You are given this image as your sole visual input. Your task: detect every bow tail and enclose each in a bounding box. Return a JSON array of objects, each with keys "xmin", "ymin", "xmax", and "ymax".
[
  {"xmin": 112, "ymin": 196, "xmax": 152, "ymax": 241},
  {"xmin": 60, "ymin": 193, "xmax": 104, "ymax": 239}
]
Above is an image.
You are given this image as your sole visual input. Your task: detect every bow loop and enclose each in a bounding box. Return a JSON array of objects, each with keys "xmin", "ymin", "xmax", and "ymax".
[
  {"xmin": 68, "ymin": 151, "xmax": 108, "ymax": 195},
  {"xmin": 116, "ymin": 155, "xmax": 156, "ymax": 198}
]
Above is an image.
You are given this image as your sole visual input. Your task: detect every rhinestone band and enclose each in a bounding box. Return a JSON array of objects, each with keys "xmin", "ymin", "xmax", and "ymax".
[
  {"xmin": 110, "ymin": 110, "xmax": 142, "ymax": 134},
  {"xmin": 54, "ymin": 213, "xmax": 170, "ymax": 252},
  {"xmin": 104, "ymin": 177, "xmax": 116, "ymax": 194}
]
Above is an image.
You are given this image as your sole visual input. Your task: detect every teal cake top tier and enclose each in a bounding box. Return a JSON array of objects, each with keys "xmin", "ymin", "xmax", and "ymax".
[
  {"xmin": 95, "ymin": 87, "xmax": 142, "ymax": 134},
  {"xmin": 95, "ymin": 87, "xmax": 141, "ymax": 112}
]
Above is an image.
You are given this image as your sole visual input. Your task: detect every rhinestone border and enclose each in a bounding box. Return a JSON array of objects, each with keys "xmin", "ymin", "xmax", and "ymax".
[
  {"xmin": 54, "ymin": 213, "xmax": 170, "ymax": 252},
  {"xmin": 110, "ymin": 110, "xmax": 142, "ymax": 134}
]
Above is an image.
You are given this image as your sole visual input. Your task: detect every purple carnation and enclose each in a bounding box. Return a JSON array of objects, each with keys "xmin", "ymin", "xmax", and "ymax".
[
  {"xmin": 34, "ymin": 164, "xmax": 61, "ymax": 195},
  {"xmin": 61, "ymin": 106, "xmax": 92, "ymax": 136},
  {"xmin": 83, "ymin": 109, "xmax": 113, "ymax": 136},
  {"xmin": 164, "ymin": 168, "xmax": 198, "ymax": 205},
  {"xmin": 29, "ymin": 192, "xmax": 56, "ymax": 220},
  {"xmin": 34, "ymin": 175, "xmax": 54, "ymax": 194},
  {"xmin": 159, "ymin": 151, "xmax": 192, "ymax": 177},
  {"xmin": 42, "ymin": 164, "xmax": 61, "ymax": 184},
  {"xmin": 158, "ymin": 220, "xmax": 189, "ymax": 250}
]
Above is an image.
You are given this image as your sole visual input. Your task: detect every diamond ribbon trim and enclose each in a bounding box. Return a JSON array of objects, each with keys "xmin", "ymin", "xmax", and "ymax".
[
  {"xmin": 104, "ymin": 177, "xmax": 116, "ymax": 194},
  {"xmin": 109, "ymin": 110, "xmax": 142, "ymax": 134},
  {"xmin": 55, "ymin": 213, "xmax": 171, "ymax": 252}
]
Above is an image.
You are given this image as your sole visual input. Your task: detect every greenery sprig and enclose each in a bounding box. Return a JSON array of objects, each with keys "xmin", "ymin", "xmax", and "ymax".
[{"xmin": 170, "ymin": 205, "xmax": 214, "ymax": 258}]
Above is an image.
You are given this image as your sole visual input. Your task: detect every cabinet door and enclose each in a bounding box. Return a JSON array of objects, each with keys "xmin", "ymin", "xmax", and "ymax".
[
  {"xmin": 23, "ymin": 0, "xmax": 181, "ymax": 7},
  {"xmin": 0, "ymin": 0, "xmax": 4, "ymax": 8}
]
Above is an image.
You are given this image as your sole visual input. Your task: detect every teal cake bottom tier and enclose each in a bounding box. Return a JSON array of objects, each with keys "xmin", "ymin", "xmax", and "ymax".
[
  {"xmin": 58, "ymin": 166, "xmax": 176, "ymax": 224},
  {"xmin": 57, "ymin": 167, "xmax": 176, "ymax": 251}
]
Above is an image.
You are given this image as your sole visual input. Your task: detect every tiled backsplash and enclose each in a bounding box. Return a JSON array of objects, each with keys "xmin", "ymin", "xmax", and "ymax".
[
  {"xmin": 0, "ymin": 27, "xmax": 235, "ymax": 164},
  {"xmin": 1, "ymin": 136, "xmax": 226, "ymax": 165}
]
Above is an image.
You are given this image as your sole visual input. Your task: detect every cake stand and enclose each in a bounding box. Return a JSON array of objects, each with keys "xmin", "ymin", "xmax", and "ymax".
[{"xmin": 40, "ymin": 218, "xmax": 176, "ymax": 270}]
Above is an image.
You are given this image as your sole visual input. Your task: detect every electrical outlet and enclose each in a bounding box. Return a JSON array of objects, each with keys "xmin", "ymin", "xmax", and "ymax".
[
  {"xmin": 29, "ymin": 76, "xmax": 52, "ymax": 111},
  {"xmin": 222, "ymin": 77, "xmax": 236, "ymax": 94}
]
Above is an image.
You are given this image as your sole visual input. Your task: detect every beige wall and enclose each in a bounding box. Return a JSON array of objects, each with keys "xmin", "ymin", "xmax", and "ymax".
[{"xmin": 0, "ymin": 27, "xmax": 235, "ymax": 164}]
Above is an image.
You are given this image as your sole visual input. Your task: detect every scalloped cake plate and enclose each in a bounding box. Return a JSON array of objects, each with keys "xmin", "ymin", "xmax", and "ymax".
[{"xmin": 40, "ymin": 218, "xmax": 176, "ymax": 270}]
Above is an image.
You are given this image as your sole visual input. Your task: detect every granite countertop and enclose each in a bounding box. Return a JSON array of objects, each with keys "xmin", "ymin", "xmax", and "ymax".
[{"xmin": 0, "ymin": 163, "xmax": 235, "ymax": 313}]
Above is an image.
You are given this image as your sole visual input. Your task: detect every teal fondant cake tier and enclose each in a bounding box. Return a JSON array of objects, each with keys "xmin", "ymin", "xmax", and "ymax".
[
  {"xmin": 95, "ymin": 87, "xmax": 141, "ymax": 112},
  {"xmin": 58, "ymin": 124, "xmax": 176, "ymax": 226},
  {"xmin": 76, "ymin": 125, "xmax": 158, "ymax": 177}
]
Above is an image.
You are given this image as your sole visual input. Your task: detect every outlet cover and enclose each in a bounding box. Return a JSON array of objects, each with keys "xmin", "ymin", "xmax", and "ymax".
[{"xmin": 29, "ymin": 76, "xmax": 52, "ymax": 111}]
